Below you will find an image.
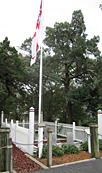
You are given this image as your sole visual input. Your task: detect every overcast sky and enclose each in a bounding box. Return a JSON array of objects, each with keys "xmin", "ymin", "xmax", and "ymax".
[{"xmin": 0, "ymin": 0, "xmax": 102, "ymax": 53}]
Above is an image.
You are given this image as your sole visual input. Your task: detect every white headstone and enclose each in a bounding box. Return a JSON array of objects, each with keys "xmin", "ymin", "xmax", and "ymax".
[{"xmin": 67, "ymin": 132, "xmax": 73, "ymax": 145}]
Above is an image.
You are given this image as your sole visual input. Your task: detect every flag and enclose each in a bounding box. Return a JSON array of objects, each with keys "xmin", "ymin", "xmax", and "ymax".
[{"xmin": 30, "ymin": 0, "xmax": 42, "ymax": 66}]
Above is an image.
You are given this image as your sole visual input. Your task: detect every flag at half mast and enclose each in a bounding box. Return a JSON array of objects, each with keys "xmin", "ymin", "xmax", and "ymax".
[{"xmin": 30, "ymin": 0, "xmax": 42, "ymax": 66}]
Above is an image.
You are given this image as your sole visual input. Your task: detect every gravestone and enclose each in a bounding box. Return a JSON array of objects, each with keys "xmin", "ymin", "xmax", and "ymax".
[
  {"xmin": 44, "ymin": 128, "xmax": 47, "ymax": 139},
  {"xmin": 52, "ymin": 133, "xmax": 57, "ymax": 146},
  {"xmin": 67, "ymin": 132, "xmax": 73, "ymax": 145}
]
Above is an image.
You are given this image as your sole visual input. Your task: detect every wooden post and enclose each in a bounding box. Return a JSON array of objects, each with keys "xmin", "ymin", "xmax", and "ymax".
[
  {"xmin": 47, "ymin": 128, "xmax": 53, "ymax": 167},
  {"xmin": 78, "ymin": 119, "xmax": 81, "ymax": 126},
  {"xmin": 8, "ymin": 138, "xmax": 12, "ymax": 173},
  {"xmin": 0, "ymin": 128, "xmax": 10, "ymax": 172},
  {"xmin": 89, "ymin": 124, "xmax": 99, "ymax": 159}
]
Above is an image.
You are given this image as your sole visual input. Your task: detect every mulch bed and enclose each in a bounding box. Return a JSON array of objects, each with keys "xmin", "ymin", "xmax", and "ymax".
[
  {"xmin": 12, "ymin": 144, "xmax": 44, "ymax": 173},
  {"xmin": 12, "ymin": 144, "xmax": 102, "ymax": 172}
]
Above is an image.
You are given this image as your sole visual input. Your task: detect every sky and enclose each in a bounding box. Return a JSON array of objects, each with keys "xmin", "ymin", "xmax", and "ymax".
[{"xmin": 0, "ymin": 0, "xmax": 102, "ymax": 54}]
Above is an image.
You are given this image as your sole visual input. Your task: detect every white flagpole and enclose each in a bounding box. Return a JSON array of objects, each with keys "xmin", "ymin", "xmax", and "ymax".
[
  {"xmin": 38, "ymin": 0, "xmax": 44, "ymax": 158},
  {"xmin": 38, "ymin": 0, "xmax": 44, "ymax": 124},
  {"xmin": 38, "ymin": 36, "xmax": 43, "ymax": 124}
]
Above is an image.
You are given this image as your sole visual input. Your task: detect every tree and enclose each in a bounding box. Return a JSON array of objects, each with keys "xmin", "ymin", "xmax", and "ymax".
[
  {"xmin": 44, "ymin": 10, "xmax": 101, "ymax": 124},
  {"xmin": 0, "ymin": 37, "xmax": 27, "ymax": 114}
]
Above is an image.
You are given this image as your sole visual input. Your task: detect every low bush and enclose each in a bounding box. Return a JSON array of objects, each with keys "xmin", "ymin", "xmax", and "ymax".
[
  {"xmin": 62, "ymin": 144, "xmax": 79, "ymax": 154},
  {"xmin": 62, "ymin": 144, "xmax": 71, "ymax": 154},
  {"xmin": 80, "ymin": 139, "xmax": 102, "ymax": 151},
  {"xmin": 36, "ymin": 144, "xmax": 64, "ymax": 158},
  {"xmin": 36, "ymin": 143, "xmax": 79, "ymax": 158},
  {"xmin": 99, "ymin": 139, "xmax": 102, "ymax": 150},
  {"xmin": 52, "ymin": 145, "xmax": 64, "ymax": 157},
  {"xmin": 80, "ymin": 141, "xmax": 88, "ymax": 151},
  {"xmin": 41, "ymin": 144, "xmax": 47, "ymax": 158},
  {"xmin": 70, "ymin": 145, "xmax": 79, "ymax": 154}
]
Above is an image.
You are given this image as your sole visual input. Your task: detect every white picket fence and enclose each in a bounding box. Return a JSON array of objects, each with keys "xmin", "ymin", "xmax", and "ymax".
[
  {"xmin": 43, "ymin": 121, "xmax": 89, "ymax": 142},
  {"xmin": 1, "ymin": 108, "xmax": 34, "ymax": 155},
  {"xmin": 1, "ymin": 109, "xmax": 102, "ymax": 156}
]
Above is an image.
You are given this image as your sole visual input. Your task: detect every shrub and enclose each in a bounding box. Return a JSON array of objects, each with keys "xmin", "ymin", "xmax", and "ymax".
[
  {"xmin": 70, "ymin": 145, "xmax": 79, "ymax": 154},
  {"xmin": 36, "ymin": 144, "xmax": 79, "ymax": 158},
  {"xmin": 41, "ymin": 144, "xmax": 47, "ymax": 158},
  {"xmin": 62, "ymin": 144, "xmax": 79, "ymax": 154},
  {"xmin": 80, "ymin": 141, "xmax": 88, "ymax": 151},
  {"xmin": 36, "ymin": 144, "xmax": 47, "ymax": 158},
  {"xmin": 99, "ymin": 139, "xmax": 102, "ymax": 150},
  {"xmin": 80, "ymin": 139, "xmax": 102, "ymax": 151},
  {"xmin": 62, "ymin": 144, "xmax": 71, "ymax": 154},
  {"xmin": 52, "ymin": 145, "xmax": 64, "ymax": 157},
  {"xmin": 36, "ymin": 144, "xmax": 64, "ymax": 158}
]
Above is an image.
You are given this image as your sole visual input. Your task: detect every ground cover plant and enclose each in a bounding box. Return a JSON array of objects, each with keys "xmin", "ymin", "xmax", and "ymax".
[
  {"xmin": 80, "ymin": 139, "xmax": 102, "ymax": 151},
  {"xmin": 80, "ymin": 141, "xmax": 88, "ymax": 151},
  {"xmin": 36, "ymin": 144, "xmax": 79, "ymax": 158}
]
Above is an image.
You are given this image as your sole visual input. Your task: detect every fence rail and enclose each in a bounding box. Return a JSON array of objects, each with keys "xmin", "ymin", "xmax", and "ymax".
[{"xmin": 1, "ymin": 111, "xmax": 91, "ymax": 155}]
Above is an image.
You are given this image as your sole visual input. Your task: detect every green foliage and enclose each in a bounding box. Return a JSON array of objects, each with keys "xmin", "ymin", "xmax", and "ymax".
[
  {"xmin": 62, "ymin": 144, "xmax": 79, "ymax": 154},
  {"xmin": 80, "ymin": 140, "xmax": 102, "ymax": 151},
  {"xmin": 41, "ymin": 144, "xmax": 47, "ymax": 158},
  {"xmin": 1, "ymin": 9, "xmax": 101, "ymax": 124},
  {"xmin": 80, "ymin": 141, "xmax": 88, "ymax": 151},
  {"xmin": 99, "ymin": 139, "xmax": 102, "ymax": 150},
  {"xmin": 40, "ymin": 144, "xmax": 64, "ymax": 158},
  {"xmin": 36, "ymin": 147, "xmax": 39, "ymax": 158},
  {"xmin": 0, "ymin": 37, "xmax": 32, "ymax": 117},
  {"xmin": 52, "ymin": 145, "xmax": 64, "ymax": 157},
  {"xmin": 0, "ymin": 37, "xmax": 25, "ymax": 108},
  {"xmin": 36, "ymin": 144, "xmax": 79, "ymax": 158},
  {"xmin": 43, "ymin": 10, "xmax": 101, "ymax": 124}
]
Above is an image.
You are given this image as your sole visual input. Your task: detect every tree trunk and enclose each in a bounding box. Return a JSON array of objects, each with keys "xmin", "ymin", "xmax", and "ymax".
[
  {"xmin": 66, "ymin": 100, "xmax": 72, "ymax": 124},
  {"xmin": 65, "ymin": 64, "xmax": 72, "ymax": 124}
]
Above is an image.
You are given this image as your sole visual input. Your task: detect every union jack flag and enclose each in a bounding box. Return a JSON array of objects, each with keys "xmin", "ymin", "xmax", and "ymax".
[{"xmin": 30, "ymin": 0, "xmax": 42, "ymax": 66}]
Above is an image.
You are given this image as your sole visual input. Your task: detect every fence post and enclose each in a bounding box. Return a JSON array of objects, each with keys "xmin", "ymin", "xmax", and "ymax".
[
  {"xmin": 23, "ymin": 119, "xmax": 25, "ymax": 128},
  {"xmin": 15, "ymin": 121, "xmax": 18, "ymax": 143},
  {"xmin": 85, "ymin": 128, "xmax": 91, "ymax": 153},
  {"xmin": 29, "ymin": 107, "xmax": 34, "ymax": 155},
  {"xmin": 38, "ymin": 124, "xmax": 44, "ymax": 158},
  {"xmin": 98, "ymin": 110, "xmax": 102, "ymax": 139},
  {"xmin": 89, "ymin": 124, "xmax": 99, "ymax": 159},
  {"xmin": 47, "ymin": 128, "xmax": 53, "ymax": 167},
  {"xmin": 73, "ymin": 122, "xmax": 75, "ymax": 141},
  {"xmin": 88, "ymin": 133, "xmax": 91, "ymax": 153},
  {"xmin": 55, "ymin": 120, "xmax": 57, "ymax": 139},
  {"xmin": 1, "ymin": 111, "xmax": 3, "ymax": 128},
  {"xmin": 10, "ymin": 119, "xmax": 13, "ymax": 139},
  {"xmin": 5, "ymin": 118, "xmax": 7, "ymax": 127},
  {"xmin": 0, "ymin": 128, "xmax": 10, "ymax": 172},
  {"xmin": 8, "ymin": 138, "xmax": 12, "ymax": 173}
]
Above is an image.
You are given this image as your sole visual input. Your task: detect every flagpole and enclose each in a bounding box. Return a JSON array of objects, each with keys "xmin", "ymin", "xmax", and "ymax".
[
  {"xmin": 38, "ymin": 0, "xmax": 44, "ymax": 124},
  {"xmin": 38, "ymin": 34, "xmax": 43, "ymax": 124},
  {"xmin": 38, "ymin": 0, "xmax": 44, "ymax": 158}
]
